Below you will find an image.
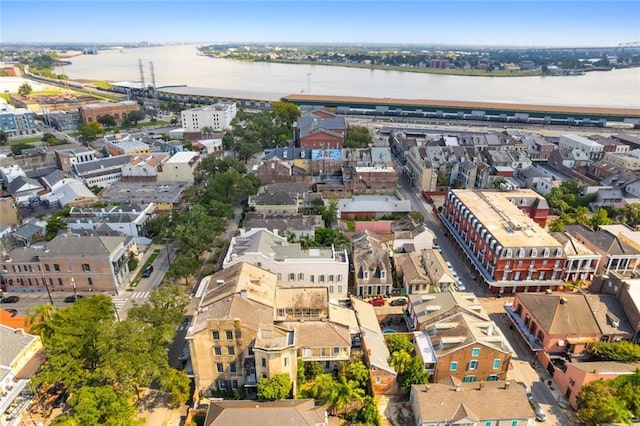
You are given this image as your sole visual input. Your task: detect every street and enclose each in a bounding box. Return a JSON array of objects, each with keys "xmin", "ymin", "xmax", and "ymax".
[{"xmin": 396, "ymin": 175, "xmax": 577, "ymax": 425}]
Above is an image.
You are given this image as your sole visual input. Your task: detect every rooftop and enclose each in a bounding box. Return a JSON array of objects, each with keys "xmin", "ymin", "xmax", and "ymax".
[{"xmin": 451, "ymin": 189, "xmax": 560, "ymax": 249}]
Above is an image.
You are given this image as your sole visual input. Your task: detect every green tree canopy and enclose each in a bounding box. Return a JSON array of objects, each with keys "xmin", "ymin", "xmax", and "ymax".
[
  {"xmin": 590, "ymin": 341, "xmax": 640, "ymax": 362},
  {"xmin": 77, "ymin": 122, "xmax": 104, "ymax": 143},
  {"xmin": 271, "ymin": 101, "xmax": 300, "ymax": 127},
  {"xmin": 386, "ymin": 334, "xmax": 414, "ymax": 355},
  {"xmin": 257, "ymin": 373, "xmax": 292, "ymax": 401},
  {"xmin": 18, "ymin": 82, "xmax": 33, "ymax": 96},
  {"xmin": 344, "ymin": 125, "xmax": 373, "ymax": 149},
  {"xmin": 97, "ymin": 114, "xmax": 117, "ymax": 128}
]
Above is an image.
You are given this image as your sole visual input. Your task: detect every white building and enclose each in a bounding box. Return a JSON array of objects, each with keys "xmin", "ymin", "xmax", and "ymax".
[
  {"xmin": 157, "ymin": 151, "xmax": 201, "ymax": 184},
  {"xmin": 181, "ymin": 103, "xmax": 237, "ymax": 132},
  {"xmin": 222, "ymin": 228, "xmax": 350, "ymax": 300},
  {"xmin": 559, "ymin": 134, "xmax": 604, "ymax": 161},
  {"xmin": 121, "ymin": 153, "xmax": 170, "ymax": 180}
]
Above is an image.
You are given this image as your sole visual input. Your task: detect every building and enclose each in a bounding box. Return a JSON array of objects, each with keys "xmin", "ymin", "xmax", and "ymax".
[
  {"xmin": 0, "ymin": 108, "xmax": 37, "ymax": 138},
  {"xmin": 1, "ymin": 233, "xmax": 132, "ymax": 294},
  {"xmin": 550, "ymin": 231, "xmax": 601, "ymax": 283},
  {"xmin": 351, "ymin": 231, "xmax": 393, "ymax": 297},
  {"xmin": 421, "ymin": 249, "xmax": 457, "ymax": 293},
  {"xmin": 253, "ymin": 324, "xmax": 297, "ymax": 395},
  {"xmin": 73, "ymin": 155, "xmax": 132, "ymax": 188},
  {"xmin": 187, "ymin": 263, "xmax": 278, "ymax": 397},
  {"xmin": 410, "ymin": 379, "xmax": 534, "ymax": 426},
  {"xmin": 121, "ymin": 153, "xmax": 170, "ymax": 182},
  {"xmin": 554, "ymin": 360, "xmax": 640, "ymax": 409},
  {"xmin": 441, "ymin": 189, "xmax": 564, "ymax": 295},
  {"xmin": 79, "ymin": 100, "xmax": 139, "ymax": 124},
  {"xmin": 203, "ymin": 399, "xmax": 327, "ymax": 426},
  {"xmin": 414, "ymin": 312, "xmax": 513, "ymax": 382},
  {"xmin": 242, "ymin": 213, "xmax": 323, "ymax": 240},
  {"xmin": 222, "ymin": 228, "xmax": 349, "ymax": 300},
  {"xmin": 181, "ymin": 103, "xmax": 237, "ymax": 132},
  {"xmin": 505, "ymin": 292, "xmax": 634, "ymax": 363},
  {"xmin": 558, "ymin": 134, "xmax": 604, "ymax": 162},
  {"xmin": 0, "ymin": 325, "xmax": 44, "ymax": 425},
  {"xmin": 98, "ymin": 181, "xmax": 187, "ymax": 211},
  {"xmin": 247, "ymin": 191, "xmax": 300, "ymax": 216},
  {"xmin": 337, "ymin": 195, "xmax": 411, "ymax": 220},
  {"xmin": 563, "ymin": 224, "xmax": 640, "ymax": 277},
  {"xmin": 55, "ymin": 147, "xmax": 98, "ymax": 173},
  {"xmin": 394, "ymin": 252, "xmax": 431, "ymax": 296},
  {"xmin": 391, "ymin": 215, "xmax": 434, "ymax": 253},
  {"xmin": 407, "ymin": 292, "xmax": 489, "ymax": 332},
  {"xmin": 345, "ymin": 166, "xmax": 398, "ymax": 194},
  {"xmin": 157, "ymin": 151, "xmax": 201, "ymax": 184},
  {"xmin": 6, "ymin": 175, "xmax": 43, "ymax": 205},
  {"xmin": 104, "ymin": 133, "xmax": 150, "ymax": 157},
  {"xmin": 603, "ymin": 149, "xmax": 640, "ymax": 170},
  {"xmin": 350, "ymin": 297, "xmax": 397, "ymax": 395},
  {"xmin": 296, "ymin": 110, "xmax": 347, "ymax": 150},
  {"xmin": 41, "ymin": 177, "xmax": 98, "ymax": 207},
  {"xmin": 64, "ymin": 203, "xmax": 155, "ymax": 238}
]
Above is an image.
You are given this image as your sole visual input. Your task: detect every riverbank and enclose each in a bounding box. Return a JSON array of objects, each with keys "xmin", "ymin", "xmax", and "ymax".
[{"xmin": 201, "ymin": 55, "xmax": 542, "ymax": 77}]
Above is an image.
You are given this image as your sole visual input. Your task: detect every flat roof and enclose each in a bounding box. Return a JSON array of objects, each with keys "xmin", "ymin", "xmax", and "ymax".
[
  {"xmin": 561, "ymin": 134, "xmax": 604, "ymax": 148},
  {"xmin": 283, "ymin": 93, "xmax": 640, "ymax": 118},
  {"xmin": 452, "ymin": 189, "xmax": 562, "ymax": 248}
]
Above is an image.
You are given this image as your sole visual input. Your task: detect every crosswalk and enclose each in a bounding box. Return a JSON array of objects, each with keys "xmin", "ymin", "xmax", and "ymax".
[{"xmin": 131, "ymin": 291, "xmax": 150, "ymax": 300}]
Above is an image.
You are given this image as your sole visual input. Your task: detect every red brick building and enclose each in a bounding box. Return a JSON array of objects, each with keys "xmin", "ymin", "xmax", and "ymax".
[{"xmin": 441, "ymin": 189, "xmax": 565, "ymax": 294}]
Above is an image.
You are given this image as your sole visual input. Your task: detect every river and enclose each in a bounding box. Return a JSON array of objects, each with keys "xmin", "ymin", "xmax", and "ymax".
[{"xmin": 56, "ymin": 44, "xmax": 640, "ymax": 108}]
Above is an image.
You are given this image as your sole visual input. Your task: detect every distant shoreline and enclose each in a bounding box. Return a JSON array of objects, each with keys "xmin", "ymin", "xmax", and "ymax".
[{"xmin": 200, "ymin": 55, "xmax": 543, "ymax": 78}]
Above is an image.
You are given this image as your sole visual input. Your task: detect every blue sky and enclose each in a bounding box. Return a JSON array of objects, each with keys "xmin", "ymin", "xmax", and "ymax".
[{"xmin": 2, "ymin": 1, "xmax": 639, "ymax": 46}]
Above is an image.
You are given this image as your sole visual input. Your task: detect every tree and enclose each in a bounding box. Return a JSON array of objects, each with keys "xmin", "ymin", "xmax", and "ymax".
[
  {"xmin": 316, "ymin": 199, "xmax": 338, "ymax": 227},
  {"xmin": 173, "ymin": 204, "xmax": 225, "ymax": 259},
  {"xmin": 296, "ymin": 358, "xmax": 306, "ymax": 387},
  {"xmin": 389, "ymin": 350, "xmax": 412, "ymax": 374},
  {"xmin": 329, "ymin": 376, "xmax": 365, "ymax": 416},
  {"xmin": 45, "ymin": 215, "xmax": 67, "ymax": 240},
  {"xmin": 0, "ymin": 130, "xmax": 7, "ymax": 144},
  {"xmin": 345, "ymin": 361, "xmax": 370, "ymax": 388},
  {"xmin": 51, "ymin": 385, "xmax": 143, "ymax": 426},
  {"xmin": 18, "ymin": 82, "xmax": 32, "ymax": 96},
  {"xmin": 590, "ymin": 341, "xmax": 640, "ymax": 362},
  {"xmin": 344, "ymin": 125, "xmax": 372, "ymax": 149},
  {"xmin": 397, "ymin": 356, "xmax": 429, "ymax": 390},
  {"xmin": 222, "ymin": 132, "xmax": 235, "ymax": 151},
  {"xmin": 408, "ymin": 211, "xmax": 424, "ymax": 223},
  {"xmin": 166, "ymin": 254, "xmax": 199, "ymax": 286},
  {"xmin": 10, "ymin": 141, "xmax": 34, "ymax": 155},
  {"xmin": 200, "ymin": 126, "xmax": 214, "ymax": 137},
  {"xmin": 306, "ymin": 361, "xmax": 325, "ymax": 380},
  {"xmin": 97, "ymin": 114, "xmax": 117, "ymax": 128},
  {"xmin": 127, "ymin": 110, "xmax": 145, "ymax": 125},
  {"xmin": 271, "ymin": 101, "xmax": 300, "ymax": 127},
  {"xmin": 358, "ymin": 396, "xmax": 380, "ymax": 426},
  {"xmin": 25, "ymin": 304, "xmax": 57, "ymax": 341},
  {"xmin": 77, "ymin": 122, "xmax": 104, "ymax": 144},
  {"xmin": 386, "ymin": 334, "xmax": 414, "ymax": 355},
  {"xmin": 257, "ymin": 373, "xmax": 292, "ymax": 401},
  {"xmin": 577, "ymin": 379, "xmax": 630, "ymax": 426}
]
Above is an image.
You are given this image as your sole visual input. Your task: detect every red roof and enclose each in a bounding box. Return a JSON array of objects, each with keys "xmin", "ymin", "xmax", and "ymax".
[{"xmin": 354, "ymin": 221, "xmax": 393, "ymax": 234}]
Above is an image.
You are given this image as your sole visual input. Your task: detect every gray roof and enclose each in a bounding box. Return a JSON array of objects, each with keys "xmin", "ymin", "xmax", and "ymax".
[
  {"xmin": 249, "ymin": 191, "xmax": 297, "ymax": 206},
  {"xmin": 73, "ymin": 155, "xmax": 132, "ymax": 175},
  {"xmin": 99, "ymin": 181, "xmax": 187, "ymax": 205},
  {"xmin": 564, "ymin": 224, "xmax": 639, "ymax": 256},
  {"xmin": 262, "ymin": 147, "xmax": 312, "ymax": 161},
  {"xmin": 243, "ymin": 213, "xmax": 323, "ymax": 233},
  {"xmin": 337, "ymin": 195, "xmax": 411, "ymax": 214},
  {"xmin": 42, "ymin": 169, "xmax": 66, "ymax": 189},
  {"xmin": 204, "ymin": 399, "xmax": 326, "ymax": 426},
  {"xmin": 0, "ymin": 324, "xmax": 40, "ymax": 368},
  {"xmin": 25, "ymin": 166, "xmax": 59, "ymax": 179},
  {"xmin": 11, "ymin": 222, "xmax": 45, "ymax": 241},
  {"xmin": 7, "ymin": 175, "xmax": 42, "ymax": 194},
  {"xmin": 516, "ymin": 292, "xmax": 601, "ymax": 335},
  {"xmin": 298, "ymin": 115, "xmax": 347, "ymax": 139}
]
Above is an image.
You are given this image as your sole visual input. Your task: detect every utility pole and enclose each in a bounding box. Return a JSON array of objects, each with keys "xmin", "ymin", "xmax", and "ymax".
[
  {"xmin": 149, "ymin": 61, "xmax": 158, "ymax": 104},
  {"xmin": 138, "ymin": 59, "xmax": 147, "ymax": 108},
  {"xmin": 41, "ymin": 265, "xmax": 54, "ymax": 305}
]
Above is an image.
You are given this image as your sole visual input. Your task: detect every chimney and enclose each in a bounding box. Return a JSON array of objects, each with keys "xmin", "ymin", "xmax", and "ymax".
[
  {"xmin": 216, "ymin": 279, "xmax": 224, "ymax": 286},
  {"xmin": 239, "ymin": 289, "xmax": 247, "ymax": 298},
  {"xmin": 559, "ymin": 297, "xmax": 568, "ymax": 305},
  {"xmin": 504, "ymin": 381, "xmax": 511, "ymax": 390},
  {"xmin": 455, "ymin": 384, "xmax": 461, "ymax": 392},
  {"xmin": 478, "ymin": 382, "xmax": 484, "ymax": 390}
]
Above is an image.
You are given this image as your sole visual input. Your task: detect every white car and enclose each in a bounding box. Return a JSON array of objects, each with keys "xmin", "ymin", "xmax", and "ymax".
[{"xmin": 446, "ymin": 261, "xmax": 453, "ymax": 270}]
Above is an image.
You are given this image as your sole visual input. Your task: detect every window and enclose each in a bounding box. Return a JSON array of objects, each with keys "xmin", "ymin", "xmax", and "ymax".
[
  {"xmin": 54, "ymin": 264, "xmax": 61, "ymax": 272},
  {"xmin": 488, "ymin": 374, "xmax": 500, "ymax": 382},
  {"xmin": 248, "ymin": 346, "xmax": 254, "ymax": 356},
  {"xmin": 82, "ymin": 263, "xmax": 91, "ymax": 272},
  {"xmin": 261, "ymin": 358, "xmax": 266, "ymax": 368},
  {"xmin": 505, "ymin": 249, "xmax": 513, "ymax": 258},
  {"xmin": 58, "ymin": 278, "xmax": 64, "ymax": 286},
  {"xmin": 511, "ymin": 421, "xmax": 518, "ymax": 426},
  {"xmin": 284, "ymin": 357, "xmax": 289, "ymax": 367},
  {"xmin": 338, "ymin": 286, "xmax": 343, "ymax": 294},
  {"xmin": 231, "ymin": 379, "xmax": 238, "ymax": 390},
  {"xmin": 543, "ymin": 248, "xmax": 550, "ymax": 257},
  {"xmin": 277, "ymin": 273, "xmax": 282, "ymax": 280},
  {"xmin": 486, "ymin": 422, "xmax": 493, "ymax": 426},
  {"xmin": 319, "ymin": 275, "xmax": 325, "ymax": 282},
  {"xmin": 467, "ymin": 360, "xmax": 478, "ymax": 370},
  {"xmin": 226, "ymin": 330, "xmax": 233, "ymax": 340},
  {"xmin": 462, "ymin": 375, "xmax": 477, "ymax": 383},
  {"xmin": 531, "ymin": 248, "xmax": 537, "ymax": 257},
  {"xmin": 288, "ymin": 273, "xmax": 295, "ymax": 281},
  {"xmin": 298, "ymin": 273, "xmax": 304, "ymax": 281},
  {"xmin": 87, "ymin": 277, "xmax": 93, "ymax": 286},
  {"xmin": 227, "ymin": 346, "xmax": 235, "ymax": 356},
  {"xmin": 229, "ymin": 362, "xmax": 236, "ymax": 373},
  {"xmin": 328, "ymin": 274, "xmax": 334, "ymax": 282},
  {"xmin": 329, "ymin": 286, "xmax": 334, "ymax": 293},
  {"xmin": 337, "ymin": 275, "xmax": 342, "ymax": 282},
  {"xmin": 450, "ymin": 361, "xmax": 458, "ymax": 371},
  {"xmin": 471, "ymin": 348, "xmax": 480, "ymax": 357},
  {"xmin": 212, "ymin": 331, "xmax": 220, "ymax": 340},
  {"xmin": 44, "ymin": 264, "xmax": 50, "ymax": 272},
  {"xmin": 214, "ymin": 347, "xmax": 222, "ymax": 356},
  {"xmin": 310, "ymin": 275, "xmax": 315, "ymax": 283},
  {"xmin": 492, "ymin": 359, "xmax": 500, "ymax": 369},
  {"xmin": 216, "ymin": 363, "xmax": 224, "ymax": 373},
  {"xmin": 517, "ymin": 248, "xmax": 525, "ymax": 258}
]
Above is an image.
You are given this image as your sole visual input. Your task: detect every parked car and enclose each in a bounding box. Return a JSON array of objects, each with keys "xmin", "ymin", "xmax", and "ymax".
[
  {"xmin": 1, "ymin": 296, "xmax": 20, "ymax": 303},
  {"xmin": 456, "ymin": 282, "xmax": 467, "ymax": 291},
  {"xmin": 141, "ymin": 265, "xmax": 154, "ymax": 278},
  {"xmin": 53, "ymin": 390, "xmax": 69, "ymax": 408},
  {"xmin": 3, "ymin": 308, "xmax": 18, "ymax": 317},
  {"xmin": 64, "ymin": 295, "xmax": 84, "ymax": 303},
  {"xmin": 530, "ymin": 400, "xmax": 546, "ymax": 422},
  {"xmin": 390, "ymin": 298, "xmax": 407, "ymax": 306},
  {"xmin": 445, "ymin": 261, "xmax": 453, "ymax": 270},
  {"xmin": 368, "ymin": 297, "xmax": 385, "ymax": 307}
]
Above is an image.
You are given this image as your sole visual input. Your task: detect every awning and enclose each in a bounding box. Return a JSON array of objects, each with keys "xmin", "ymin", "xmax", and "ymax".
[{"xmin": 566, "ymin": 337, "xmax": 598, "ymax": 345}]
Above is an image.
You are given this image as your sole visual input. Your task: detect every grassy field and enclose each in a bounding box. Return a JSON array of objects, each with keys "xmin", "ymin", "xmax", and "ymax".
[
  {"xmin": 31, "ymin": 89, "xmax": 64, "ymax": 96},
  {"xmin": 9, "ymin": 136, "xmax": 43, "ymax": 144}
]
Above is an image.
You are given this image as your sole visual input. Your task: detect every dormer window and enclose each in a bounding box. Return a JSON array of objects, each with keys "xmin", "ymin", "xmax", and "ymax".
[{"xmin": 517, "ymin": 248, "xmax": 525, "ymax": 258}]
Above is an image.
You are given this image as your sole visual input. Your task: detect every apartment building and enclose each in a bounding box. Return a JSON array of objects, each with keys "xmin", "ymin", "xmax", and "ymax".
[
  {"xmin": 55, "ymin": 147, "xmax": 98, "ymax": 173},
  {"xmin": 441, "ymin": 189, "xmax": 564, "ymax": 295},
  {"xmin": 559, "ymin": 134, "xmax": 604, "ymax": 162},
  {"xmin": 1, "ymin": 233, "xmax": 132, "ymax": 294},
  {"xmin": 0, "ymin": 108, "xmax": 37, "ymax": 137},
  {"xmin": 181, "ymin": 103, "xmax": 237, "ymax": 132},
  {"xmin": 222, "ymin": 228, "xmax": 349, "ymax": 300},
  {"xmin": 157, "ymin": 151, "xmax": 201, "ymax": 184},
  {"xmin": 351, "ymin": 231, "xmax": 393, "ymax": 297},
  {"xmin": 104, "ymin": 133, "xmax": 150, "ymax": 157}
]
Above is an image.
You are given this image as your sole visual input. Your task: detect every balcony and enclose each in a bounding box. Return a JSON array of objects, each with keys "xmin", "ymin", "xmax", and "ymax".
[{"xmin": 503, "ymin": 304, "xmax": 544, "ymax": 352}]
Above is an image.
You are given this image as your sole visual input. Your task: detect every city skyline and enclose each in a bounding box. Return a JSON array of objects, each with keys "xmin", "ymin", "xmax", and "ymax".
[{"xmin": 2, "ymin": 1, "xmax": 639, "ymax": 47}]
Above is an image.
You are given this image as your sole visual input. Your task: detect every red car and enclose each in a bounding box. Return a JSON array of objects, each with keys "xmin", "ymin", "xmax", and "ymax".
[{"xmin": 368, "ymin": 297, "xmax": 385, "ymax": 306}]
